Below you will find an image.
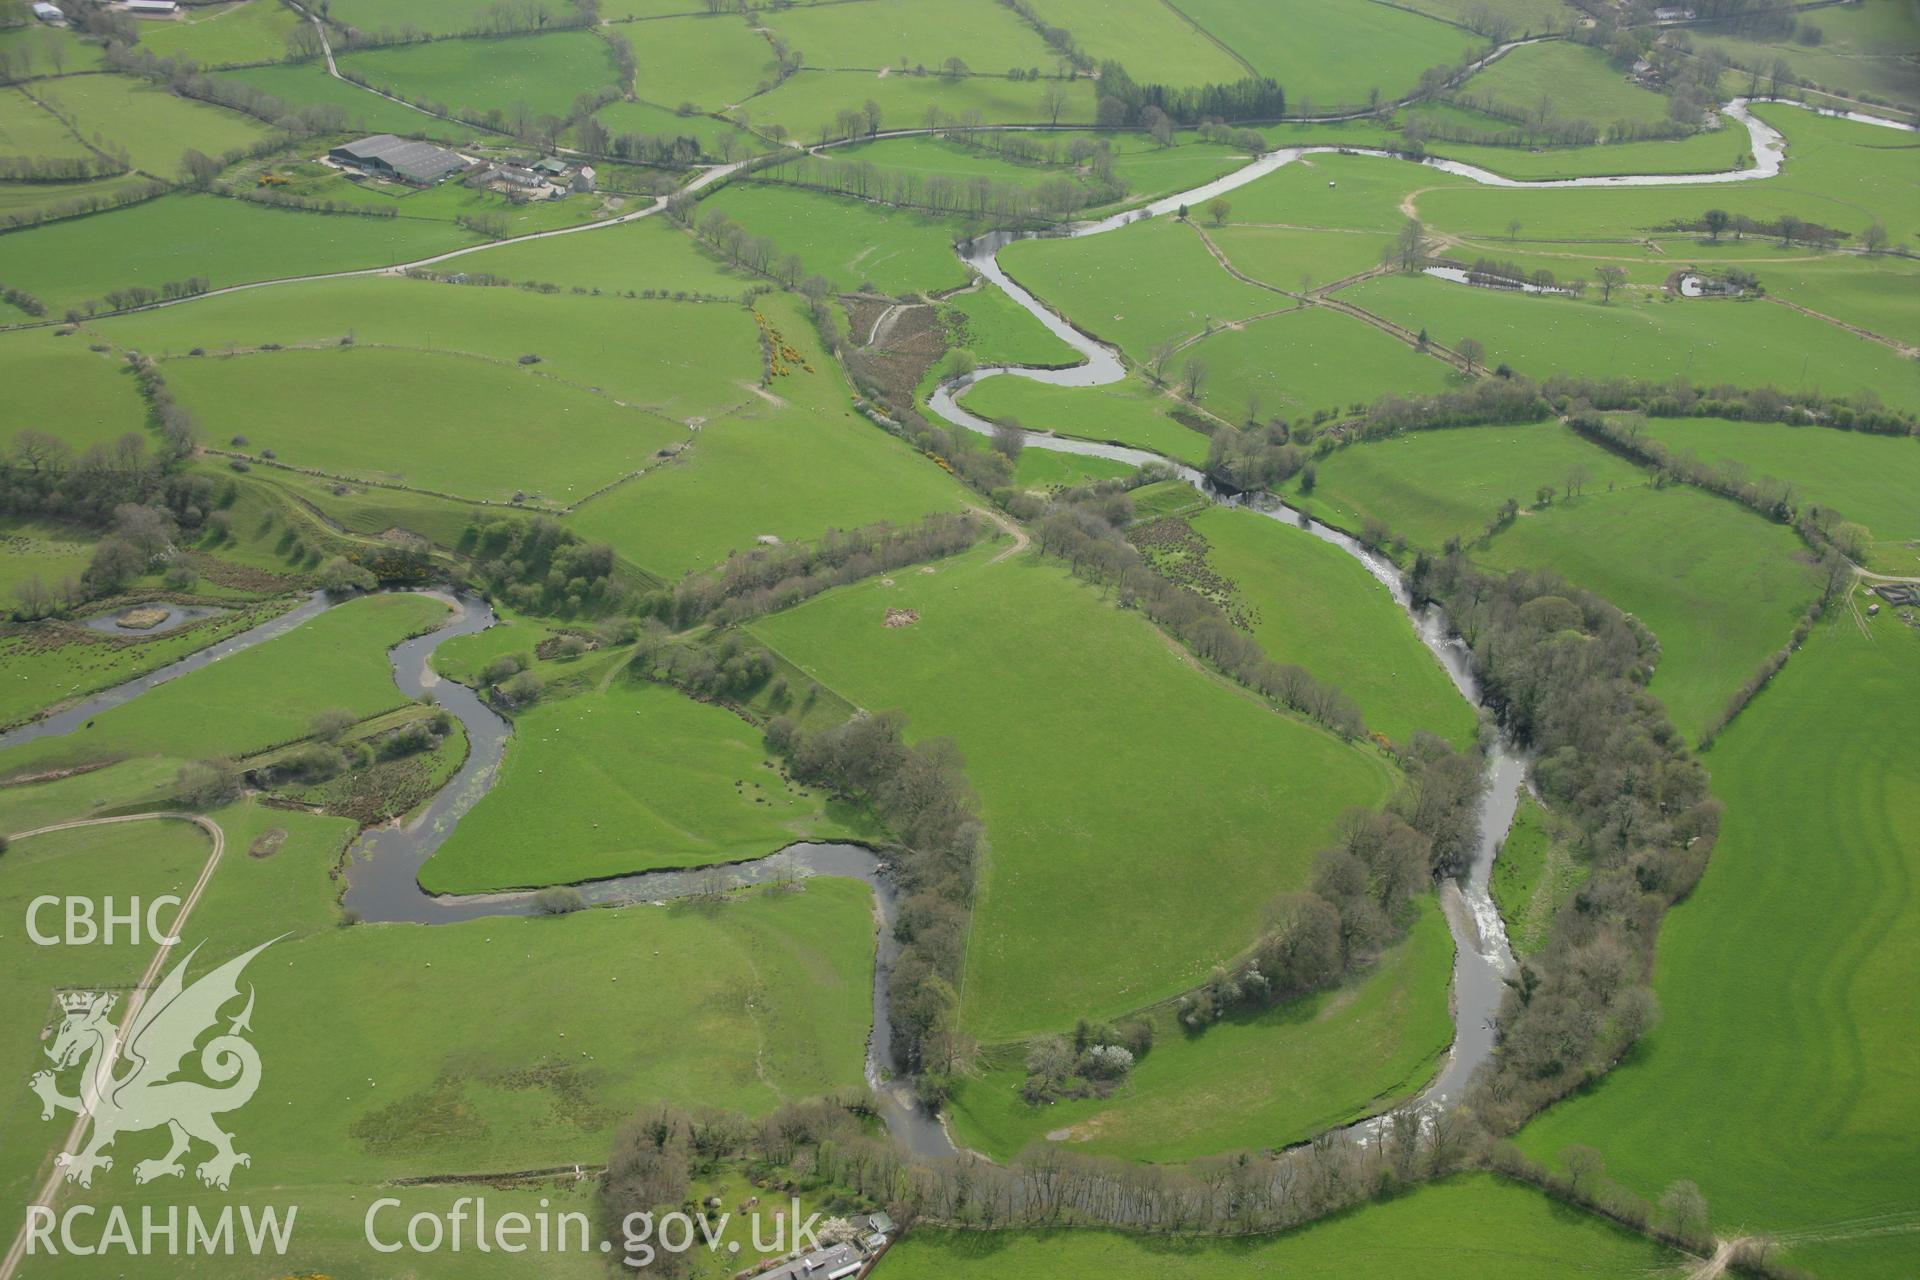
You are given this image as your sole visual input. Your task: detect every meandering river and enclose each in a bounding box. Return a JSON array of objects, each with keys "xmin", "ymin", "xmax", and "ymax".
[{"xmin": 7, "ymin": 95, "xmax": 1911, "ymax": 1165}]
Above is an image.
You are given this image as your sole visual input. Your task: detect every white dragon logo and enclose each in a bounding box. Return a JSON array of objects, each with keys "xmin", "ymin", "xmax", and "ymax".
[{"xmin": 29, "ymin": 938, "xmax": 277, "ymax": 1190}]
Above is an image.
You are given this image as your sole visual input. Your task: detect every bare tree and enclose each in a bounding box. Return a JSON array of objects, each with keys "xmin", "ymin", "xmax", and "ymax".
[
  {"xmin": 1206, "ymin": 197, "xmax": 1231, "ymax": 226},
  {"xmin": 1180, "ymin": 356, "xmax": 1209, "ymax": 398},
  {"xmin": 1594, "ymin": 264, "xmax": 1627, "ymax": 302},
  {"xmin": 1456, "ymin": 336, "xmax": 1484, "ymax": 373},
  {"xmin": 1039, "ymin": 81, "xmax": 1067, "ymax": 125}
]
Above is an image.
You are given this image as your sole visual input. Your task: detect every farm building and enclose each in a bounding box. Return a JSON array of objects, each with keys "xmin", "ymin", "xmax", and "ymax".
[
  {"xmin": 123, "ymin": 0, "xmax": 179, "ymax": 13},
  {"xmin": 329, "ymin": 135, "xmax": 470, "ymax": 187},
  {"xmin": 31, "ymin": 2, "xmax": 66, "ymax": 23}
]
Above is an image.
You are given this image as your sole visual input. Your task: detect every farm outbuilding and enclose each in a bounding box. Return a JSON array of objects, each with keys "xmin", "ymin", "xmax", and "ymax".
[
  {"xmin": 31, "ymin": 2, "xmax": 66, "ymax": 22},
  {"xmin": 328, "ymin": 135, "xmax": 470, "ymax": 187},
  {"xmin": 123, "ymin": 0, "xmax": 179, "ymax": 14}
]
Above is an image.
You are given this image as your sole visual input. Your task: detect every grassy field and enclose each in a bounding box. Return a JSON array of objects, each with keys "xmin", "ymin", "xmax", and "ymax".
[
  {"xmin": 958, "ymin": 374, "xmax": 1210, "ymax": 463},
  {"xmin": 337, "ymin": 31, "xmax": 622, "ymax": 121},
  {"xmin": 585, "ymin": 96, "xmax": 762, "ymax": 159},
  {"xmin": 135, "ymin": 0, "xmax": 302, "ymax": 68},
  {"xmin": 29, "ymin": 73, "xmax": 273, "ymax": 176},
  {"xmin": 0, "ymin": 591, "xmax": 446, "ymax": 772},
  {"xmin": 1023, "ymin": 0, "xmax": 1248, "ymax": 86},
  {"xmin": 1188, "ymin": 506, "xmax": 1478, "ymax": 748},
  {"xmin": 754, "ymin": 544, "xmax": 1395, "ymax": 1041},
  {"xmin": 0, "ymin": 790, "xmax": 877, "ymax": 1269},
  {"xmin": 1476, "ymin": 483, "xmax": 1821, "ymax": 743},
  {"xmin": 1689, "ymin": 0, "xmax": 1920, "ymax": 108},
  {"xmin": 422, "ymin": 678, "xmax": 872, "ymax": 891},
  {"xmin": 1519, "ymin": 616, "xmax": 1920, "ymax": 1280},
  {"xmin": 1172, "ymin": 0, "xmax": 1482, "ymax": 110},
  {"xmin": 100, "ymin": 275, "xmax": 761, "ymax": 422},
  {"xmin": 1276, "ymin": 421, "xmax": 1648, "ymax": 551},
  {"xmin": 884, "ymin": 1174, "xmax": 1684, "ymax": 1277},
  {"xmin": 622, "ymin": 15, "xmax": 782, "ymax": 111},
  {"xmin": 738, "ymin": 68, "xmax": 1096, "ymax": 139},
  {"xmin": 0, "ymin": 86, "xmax": 93, "ymax": 162},
  {"xmin": 0, "ymin": 328, "xmax": 147, "ymax": 454},
  {"xmin": 1759, "ymin": 253, "xmax": 1920, "ymax": 350},
  {"xmin": 1415, "ymin": 105, "xmax": 1920, "ymax": 249},
  {"xmin": 1184, "ymin": 306, "xmax": 1458, "ymax": 423},
  {"xmin": 0, "ymin": 21, "xmax": 108, "ymax": 75},
  {"xmin": 1636, "ymin": 416, "xmax": 1920, "ymax": 575},
  {"xmin": 323, "ymin": 0, "xmax": 517, "ymax": 36},
  {"xmin": 1228, "ymin": 148, "xmax": 1476, "ymax": 233},
  {"xmin": 705, "ymin": 180, "xmax": 972, "ymax": 294},
  {"xmin": 1490, "ymin": 790, "xmax": 1582, "ymax": 957},
  {"xmin": 940, "ymin": 284, "xmax": 1081, "ymax": 368},
  {"xmin": 0, "ymin": 193, "xmax": 479, "ymax": 313},
  {"xmin": 0, "ymin": 516, "xmax": 97, "ymax": 603},
  {"xmin": 568, "ymin": 293, "xmax": 971, "ymax": 576},
  {"xmin": 1209, "ymin": 224, "xmax": 1397, "ymax": 292},
  {"xmin": 763, "ymin": 0, "xmax": 1055, "ymax": 71},
  {"xmin": 452, "ymin": 215, "xmax": 754, "ymax": 296},
  {"xmin": 161, "ymin": 345, "xmax": 687, "ymax": 503},
  {"xmin": 1000, "ymin": 215, "xmax": 1283, "ymax": 360},
  {"xmin": 1342, "ymin": 272, "xmax": 1920, "ymax": 414},
  {"xmin": 214, "ymin": 61, "xmax": 473, "ymax": 140},
  {"xmin": 1465, "ymin": 40, "xmax": 1675, "ymax": 130},
  {"xmin": 948, "ymin": 898, "xmax": 1454, "ymax": 1161}
]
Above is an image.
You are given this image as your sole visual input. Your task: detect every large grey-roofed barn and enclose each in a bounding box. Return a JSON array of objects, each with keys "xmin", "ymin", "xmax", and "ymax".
[{"xmin": 329, "ymin": 135, "xmax": 467, "ymax": 185}]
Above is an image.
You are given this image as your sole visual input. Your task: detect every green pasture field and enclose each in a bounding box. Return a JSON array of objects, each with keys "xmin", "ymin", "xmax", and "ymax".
[
  {"xmin": 0, "ymin": 591, "xmax": 448, "ymax": 771},
  {"xmin": 0, "ymin": 173, "xmax": 153, "ymax": 225},
  {"xmin": 1476, "ymin": 483, "xmax": 1821, "ymax": 743},
  {"xmin": 1127, "ymin": 477, "xmax": 1208, "ymax": 521},
  {"xmin": 323, "ymin": 0, "xmax": 515, "ymax": 36},
  {"xmin": 940, "ymin": 283, "xmax": 1080, "ymax": 367},
  {"xmin": 1637, "ymin": 416, "xmax": 1920, "ymax": 575},
  {"xmin": 1464, "ymin": 40, "xmax": 1674, "ymax": 130},
  {"xmin": 1414, "ymin": 105, "xmax": 1920, "ymax": 248},
  {"xmin": 1010, "ymin": 447, "xmax": 1136, "ymax": 490},
  {"xmin": 28, "ymin": 73, "xmax": 272, "ymax": 176},
  {"xmin": 1520, "ymin": 616, "xmax": 1920, "ymax": 1280},
  {"xmin": 0, "ymin": 793, "xmax": 876, "ymax": 1257},
  {"xmin": 1184, "ymin": 306, "xmax": 1458, "ymax": 423},
  {"xmin": 1754, "ymin": 252, "xmax": 1920, "ymax": 349},
  {"xmin": 1276, "ymin": 420, "xmax": 1648, "ymax": 551},
  {"xmin": 1222, "ymin": 148, "xmax": 1476, "ymax": 234},
  {"xmin": 753, "ymin": 544, "xmax": 1395, "ymax": 1041},
  {"xmin": 1690, "ymin": 0, "xmax": 1920, "ymax": 108},
  {"xmin": 1490, "ymin": 790, "xmax": 1582, "ymax": 956},
  {"xmin": 1427, "ymin": 127, "xmax": 1755, "ymax": 181},
  {"xmin": 886, "ymin": 1173, "xmax": 1683, "ymax": 1277},
  {"xmin": 736, "ymin": 67, "xmax": 1096, "ymax": 139},
  {"xmin": 337, "ymin": 31, "xmax": 621, "ymax": 121},
  {"xmin": 0, "ymin": 755, "xmax": 184, "ymax": 831},
  {"xmin": 0, "ymin": 329, "xmax": 146, "ymax": 454},
  {"xmin": 571, "ymin": 396, "xmax": 972, "ymax": 576},
  {"xmin": 214, "ymin": 61, "xmax": 471, "ymax": 140},
  {"xmin": 621, "ymin": 15, "xmax": 781, "ymax": 111},
  {"xmin": 1000, "ymin": 214, "xmax": 1282, "ymax": 359},
  {"xmin": 0, "ymin": 86, "xmax": 92, "ymax": 161},
  {"xmin": 585, "ymin": 96, "xmax": 762, "ymax": 159},
  {"xmin": 99, "ymin": 275, "xmax": 761, "ymax": 423},
  {"xmin": 1189, "ymin": 506, "xmax": 1478, "ymax": 748},
  {"xmin": 1207, "ymin": 224, "xmax": 1395, "ymax": 292},
  {"xmin": 0, "ymin": 22, "xmax": 108, "ymax": 75},
  {"xmin": 161, "ymin": 345, "xmax": 688, "ymax": 503},
  {"xmin": 0, "ymin": 193, "xmax": 479, "ymax": 313},
  {"xmin": 1341, "ymin": 272, "xmax": 1920, "ymax": 413},
  {"xmin": 1399, "ymin": 0, "xmax": 1567, "ymax": 32},
  {"xmin": 763, "ymin": 0, "xmax": 1054, "ymax": 71},
  {"xmin": 707, "ymin": 178, "xmax": 971, "ymax": 293},
  {"xmin": 1023, "ymin": 0, "xmax": 1249, "ymax": 86},
  {"xmin": 246, "ymin": 467, "xmax": 488, "ymax": 559},
  {"xmin": 134, "ymin": 0, "xmax": 302, "ymax": 68},
  {"xmin": 461, "ymin": 214, "xmax": 754, "ymax": 296},
  {"xmin": 948, "ymin": 897, "xmax": 1453, "ymax": 1161},
  {"xmin": 958, "ymin": 374, "xmax": 1209, "ymax": 463},
  {"xmin": 0, "ymin": 813, "xmax": 221, "ymax": 1205},
  {"xmin": 0, "ymin": 598, "xmax": 292, "ymax": 732},
  {"xmin": 0, "ymin": 516, "xmax": 97, "ymax": 604},
  {"xmin": 1172, "ymin": 0, "xmax": 1482, "ymax": 111},
  {"xmin": 1099, "ymin": 136, "xmax": 1253, "ymax": 208},
  {"xmin": 568, "ymin": 291, "xmax": 971, "ymax": 576},
  {"xmin": 421, "ymin": 678, "xmax": 872, "ymax": 892}
]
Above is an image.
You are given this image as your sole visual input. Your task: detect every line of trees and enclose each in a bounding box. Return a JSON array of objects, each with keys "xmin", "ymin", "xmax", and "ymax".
[
  {"xmin": 754, "ymin": 151, "xmax": 1115, "ymax": 224},
  {"xmin": 1661, "ymin": 207, "xmax": 1849, "ymax": 249},
  {"xmin": 1095, "ymin": 62, "xmax": 1286, "ymax": 128},
  {"xmin": 0, "ymin": 152, "xmax": 129, "ymax": 183},
  {"xmin": 1539, "ymin": 374, "xmax": 1917, "ymax": 438},
  {"xmin": 1410, "ymin": 557, "xmax": 1714, "ymax": 1128},
  {"xmin": 0, "ymin": 281, "xmax": 44, "ymax": 318},
  {"xmin": 460, "ymin": 514, "xmax": 625, "ymax": 617},
  {"xmin": 765, "ymin": 711, "xmax": 983, "ymax": 1099},
  {"xmin": 644, "ymin": 513, "xmax": 984, "ymax": 629}
]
